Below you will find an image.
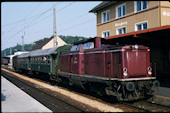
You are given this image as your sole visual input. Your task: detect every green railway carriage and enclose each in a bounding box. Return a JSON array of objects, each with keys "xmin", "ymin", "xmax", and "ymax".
[
  {"xmin": 18, "ymin": 53, "xmax": 30, "ymax": 71},
  {"xmin": 28, "ymin": 45, "xmax": 72, "ymax": 75},
  {"xmin": 16, "ymin": 45, "xmax": 72, "ymax": 78},
  {"xmin": 29, "ymin": 47, "xmax": 58, "ymax": 75}
]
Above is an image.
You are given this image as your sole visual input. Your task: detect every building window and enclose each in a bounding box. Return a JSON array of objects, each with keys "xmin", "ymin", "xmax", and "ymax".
[
  {"xmin": 101, "ymin": 10, "xmax": 110, "ymax": 23},
  {"xmin": 134, "ymin": 1, "xmax": 147, "ymax": 13},
  {"xmin": 135, "ymin": 21, "xmax": 148, "ymax": 31},
  {"xmin": 116, "ymin": 27, "xmax": 126, "ymax": 35},
  {"xmin": 102, "ymin": 30, "xmax": 110, "ymax": 38},
  {"xmin": 116, "ymin": 3, "xmax": 126, "ymax": 18}
]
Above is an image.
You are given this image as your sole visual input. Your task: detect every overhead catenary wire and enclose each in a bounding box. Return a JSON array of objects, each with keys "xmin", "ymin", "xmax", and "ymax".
[
  {"xmin": 30, "ymin": 11, "xmax": 91, "ymax": 34},
  {"xmin": 3, "ymin": 2, "xmax": 54, "ymax": 33},
  {"xmin": 2, "ymin": 2, "xmax": 60, "ymax": 28},
  {"xmin": 3, "ymin": 2, "xmax": 75, "ymax": 46},
  {"xmin": 11, "ymin": 2, "xmax": 62, "ymax": 37},
  {"xmin": 58, "ymin": 17, "xmax": 96, "ymax": 33},
  {"xmin": 13, "ymin": 2, "xmax": 75, "ymax": 37}
]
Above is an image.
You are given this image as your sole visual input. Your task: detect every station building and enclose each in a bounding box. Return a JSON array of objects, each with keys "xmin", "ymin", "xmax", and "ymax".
[{"xmin": 90, "ymin": 1, "xmax": 170, "ymax": 81}]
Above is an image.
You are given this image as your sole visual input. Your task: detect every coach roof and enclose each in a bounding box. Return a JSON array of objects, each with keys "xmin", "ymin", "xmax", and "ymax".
[
  {"xmin": 18, "ymin": 47, "xmax": 58, "ymax": 58},
  {"xmin": 29, "ymin": 47, "xmax": 58, "ymax": 57}
]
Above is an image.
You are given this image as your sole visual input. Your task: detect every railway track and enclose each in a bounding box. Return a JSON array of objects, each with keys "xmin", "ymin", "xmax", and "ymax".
[
  {"xmin": 2, "ymin": 66, "xmax": 170, "ymax": 112},
  {"xmin": 121, "ymin": 99, "xmax": 170, "ymax": 112},
  {"xmin": 1, "ymin": 70, "xmax": 88, "ymax": 112}
]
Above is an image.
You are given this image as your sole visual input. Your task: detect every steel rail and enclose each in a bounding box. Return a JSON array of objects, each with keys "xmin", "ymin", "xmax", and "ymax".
[
  {"xmin": 1, "ymin": 70, "xmax": 88, "ymax": 112},
  {"xmin": 120, "ymin": 99, "xmax": 170, "ymax": 112}
]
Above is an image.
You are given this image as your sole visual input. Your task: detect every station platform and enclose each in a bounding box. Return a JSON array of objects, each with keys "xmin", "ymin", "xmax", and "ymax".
[
  {"xmin": 147, "ymin": 83, "xmax": 170, "ymax": 107},
  {"xmin": 1, "ymin": 75, "xmax": 52, "ymax": 112}
]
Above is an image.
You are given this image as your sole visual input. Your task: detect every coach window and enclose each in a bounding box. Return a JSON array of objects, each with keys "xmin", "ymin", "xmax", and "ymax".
[
  {"xmin": 36, "ymin": 57, "xmax": 38, "ymax": 64},
  {"xmin": 33, "ymin": 57, "xmax": 34, "ymax": 64},
  {"xmin": 38, "ymin": 57, "xmax": 40, "ymax": 64},
  {"xmin": 34, "ymin": 57, "xmax": 36, "ymax": 64},
  {"xmin": 40, "ymin": 57, "xmax": 42, "ymax": 64},
  {"xmin": 47, "ymin": 56, "xmax": 50, "ymax": 65},
  {"xmin": 43, "ymin": 56, "xmax": 47, "ymax": 64},
  {"xmin": 82, "ymin": 42, "xmax": 94, "ymax": 50},
  {"xmin": 35, "ymin": 57, "xmax": 37, "ymax": 64},
  {"xmin": 41, "ymin": 57, "xmax": 43, "ymax": 64},
  {"xmin": 32, "ymin": 58, "xmax": 33, "ymax": 64},
  {"xmin": 39, "ymin": 57, "xmax": 41, "ymax": 64},
  {"xmin": 37, "ymin": 57, "xmax": 38, "ymax": 64}
]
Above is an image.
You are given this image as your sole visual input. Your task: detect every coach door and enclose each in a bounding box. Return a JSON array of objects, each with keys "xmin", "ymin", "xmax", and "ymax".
[{"xmin": 51, "ymin": 54, "xmax": 56, "ymax": 75}]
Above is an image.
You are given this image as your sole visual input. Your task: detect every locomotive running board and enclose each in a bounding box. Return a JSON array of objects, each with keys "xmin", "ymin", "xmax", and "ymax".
[{"xmin": 57, "ymin": 71, "xmax": 156, "ymax": 82}]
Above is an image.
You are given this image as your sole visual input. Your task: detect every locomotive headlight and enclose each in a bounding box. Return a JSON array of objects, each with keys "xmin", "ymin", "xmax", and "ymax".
[
  {"xmin": 134, "ymin": 44, "xmax": 138, "ymax": 49},
  {"xmin": 123, "ymin": 67, "xmax": 128, "ymax": 76},
  {"xmin": 148, "ymin": 67, "xmax": 152, "ymax": 75}
]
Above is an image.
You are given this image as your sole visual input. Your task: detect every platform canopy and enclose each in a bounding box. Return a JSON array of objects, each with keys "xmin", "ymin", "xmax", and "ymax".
[{"xmin": 105, "ymin": 25, "xmax": 170, "ymax": 47}]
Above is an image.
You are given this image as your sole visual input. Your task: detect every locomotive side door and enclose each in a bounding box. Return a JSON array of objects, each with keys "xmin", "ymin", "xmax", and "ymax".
[{"xmin": 69, "ymin": 55, "xmax": 73, "ymax": 73}]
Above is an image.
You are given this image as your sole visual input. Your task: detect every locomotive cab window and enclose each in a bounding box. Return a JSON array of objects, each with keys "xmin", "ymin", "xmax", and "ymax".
[
  {"xmin": 82, "ymin": 42, "xmax": 94, "ymax": 50},
  {"xmin": 71, "ymin": 44, "xmax": 81, "ymax": 51}
]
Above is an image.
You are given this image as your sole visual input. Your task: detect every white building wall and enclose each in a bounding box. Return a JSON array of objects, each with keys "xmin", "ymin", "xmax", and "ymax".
[{"xmin": 42, "ymin": 36, "xmax": 66, "ymax": 50}]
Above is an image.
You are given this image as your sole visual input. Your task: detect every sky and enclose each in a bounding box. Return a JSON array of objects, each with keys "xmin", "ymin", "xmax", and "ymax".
[{"xmin": 1, "ymin": 1, "xmax": 101, "ymax": 51}]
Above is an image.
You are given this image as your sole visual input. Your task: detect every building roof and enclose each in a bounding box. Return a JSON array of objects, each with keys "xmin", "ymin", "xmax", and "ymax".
[
  {"xmin": 31, "ymin": 37, "xmax": 53, "ymax": 51},
  {"xmin": 89, "ymin": 1, "xmax": 117, "ymax": 13}
]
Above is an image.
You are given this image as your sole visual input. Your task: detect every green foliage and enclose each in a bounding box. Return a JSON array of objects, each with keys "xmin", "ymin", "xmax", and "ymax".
[{"xmin": 1, "ymin": 35, "xmax": 87, "ymax": 58}]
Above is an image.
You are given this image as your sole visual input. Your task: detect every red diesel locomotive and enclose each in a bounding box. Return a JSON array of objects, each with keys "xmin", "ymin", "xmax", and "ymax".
[{"xmin": 57, "ymin": 37, "xmax": 159, "ymax": 101}]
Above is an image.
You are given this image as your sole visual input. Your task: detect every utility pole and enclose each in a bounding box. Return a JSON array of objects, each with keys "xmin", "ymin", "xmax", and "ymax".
[
  {"xmin": 53, "ymin": 5, "xmax": 57, "ymax": 47},
  {"xmin": 22, "ymin": 36, "xmax": 24, "ymax": 51}
]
